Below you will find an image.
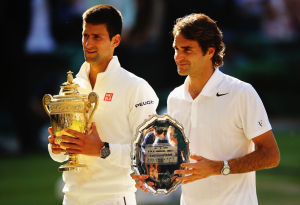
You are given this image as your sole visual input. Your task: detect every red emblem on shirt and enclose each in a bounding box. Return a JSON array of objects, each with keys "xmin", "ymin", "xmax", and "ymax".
[{"xmin": 104, "ymin": 93, "xmax": 113, "ymax": 101}]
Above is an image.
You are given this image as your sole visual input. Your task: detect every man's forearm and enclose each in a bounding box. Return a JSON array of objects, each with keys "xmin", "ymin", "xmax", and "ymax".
[{"xmin": 226, "ymin": 131, "xmax": 280, "ymax": 174}]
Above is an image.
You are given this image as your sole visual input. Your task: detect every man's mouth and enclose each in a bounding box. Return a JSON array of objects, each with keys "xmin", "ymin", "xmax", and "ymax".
[
  {"xmin": 85, "ymin": 50, "xmax": 97, "ymax": 54},
  {"xmin": 177, "ymin": 62, "xmax": 189, "ymax": 67}
]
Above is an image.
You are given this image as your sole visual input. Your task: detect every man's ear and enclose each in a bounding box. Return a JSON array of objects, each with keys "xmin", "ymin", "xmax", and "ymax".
[
  {"xmin": 112, "ymin": 34, "xmax": 121, "ymax": 48},
  {"xmin": 207, "ymin": 47, "xmax": 215, "ymax": 59}
]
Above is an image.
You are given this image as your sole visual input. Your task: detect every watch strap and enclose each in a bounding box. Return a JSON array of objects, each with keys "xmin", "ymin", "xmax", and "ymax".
[{"xmin": 103, "ymin": 142, "xmax": 109, "ymax": 149}]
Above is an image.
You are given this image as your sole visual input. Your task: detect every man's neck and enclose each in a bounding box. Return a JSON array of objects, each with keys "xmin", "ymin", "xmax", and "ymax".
[
  {"xmin": 89, "ymin": 56, "xmax": 113, "ymax": 89},
  {"xmin": 187, "ymin": 66, "xmax": 215, "ymax": 99}
]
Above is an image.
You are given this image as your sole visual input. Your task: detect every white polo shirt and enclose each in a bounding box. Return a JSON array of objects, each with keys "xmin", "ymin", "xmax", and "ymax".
[
  {"xmin": 49, "ymin": 56, "xmax": 158, "ymax": 205},
  {"xmin": 167, "ymin": 68, "xmax": 271, "ymax": 205}
]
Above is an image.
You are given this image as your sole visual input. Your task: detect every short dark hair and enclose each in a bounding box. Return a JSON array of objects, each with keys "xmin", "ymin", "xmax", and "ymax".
[
  {"xmin": 82, "ymin": 4, "xmax": 123, "ymax": 39},
  {"xmin": 173, "ymin": 13, "xmax": 225, "ymax": 68}
]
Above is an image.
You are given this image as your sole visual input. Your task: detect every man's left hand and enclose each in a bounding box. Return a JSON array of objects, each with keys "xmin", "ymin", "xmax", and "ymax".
[
  {"xmin": 131, "ymin": 174, "xmax": 154, "ymax": 193},
  {"xmin": 60, "ymin": 122, "xmax": 104, "ymax": 157},
  {"xmin": 174, "ymin": 154, "xmax": 221, "ymax": 184}
]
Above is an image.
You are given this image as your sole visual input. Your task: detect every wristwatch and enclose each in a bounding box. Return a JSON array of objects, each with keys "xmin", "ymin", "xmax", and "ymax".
[
  {"xmin": 100, "ymin": 142, "xmax": 110, "ymax": 159},
  {"xmin": 221, "ymin": 160, "xmax": 230, "ymax": 175}
]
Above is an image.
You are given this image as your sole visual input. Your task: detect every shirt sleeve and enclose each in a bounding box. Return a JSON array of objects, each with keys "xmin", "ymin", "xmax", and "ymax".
[
  {"xmin": 239, "ymin": 84, "xmax": 272, "ymax": 140},
  {"xmin": 128, "ymin": 80, "xmax": 159, "ymax": 133},
  {"xmin": 103, "ymin": 80, "xmax": 159, "ymax": 168}
]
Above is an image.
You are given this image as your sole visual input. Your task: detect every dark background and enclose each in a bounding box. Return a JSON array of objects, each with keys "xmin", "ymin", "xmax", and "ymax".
[{"xmin": 1, "ymin": 0, "xmax": 300, "ymax": 154}]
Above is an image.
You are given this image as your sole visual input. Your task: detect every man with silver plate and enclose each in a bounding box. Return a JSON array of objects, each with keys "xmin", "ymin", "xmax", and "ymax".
[{"xmin": 134, "ymin": 13, "xmax": 280, "ymax": 205}]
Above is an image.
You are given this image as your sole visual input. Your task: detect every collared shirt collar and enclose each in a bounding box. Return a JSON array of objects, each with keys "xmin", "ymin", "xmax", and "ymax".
[
  {"xmin": 183, "ymin": 68, "xmax": 224, "ymax": 99},
  {"xmin": 97, "ymin": 56, "xmax": 120, "ymax": 78},
  {"xmin": 75, "ymin": 56, "xmax": 120, "ymax": 90}
]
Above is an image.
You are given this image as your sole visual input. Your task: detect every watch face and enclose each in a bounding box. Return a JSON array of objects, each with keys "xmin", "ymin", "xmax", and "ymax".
[
  {"xmin": 101, "ymin": 147, "xmax": 110, "ymax": 158},
  {"xmin": 222, "ymin": 168, "xmax": 230, "ymax": 175}
]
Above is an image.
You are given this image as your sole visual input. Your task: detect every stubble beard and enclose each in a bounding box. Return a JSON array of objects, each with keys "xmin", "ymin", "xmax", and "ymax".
[
  {"xmin": 83, "ymin": 46, "xmax": 101, "ymax": 63},
  {"xmin": 84, "ymin": 54, "xmax": 101, "ymax": 64},
  {"xmin": 177, "ymin": 66, "xmax": 189, "ymax": 76}
]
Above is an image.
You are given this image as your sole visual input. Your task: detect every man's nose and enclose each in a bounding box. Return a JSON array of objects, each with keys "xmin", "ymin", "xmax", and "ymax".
[
  {"xmin": 175, "ymin": 51, "xmax": 185, "ymax": 61},
  {"xmin": 84, "ymin": 38, "xmax": 94, "ymax": 48}
]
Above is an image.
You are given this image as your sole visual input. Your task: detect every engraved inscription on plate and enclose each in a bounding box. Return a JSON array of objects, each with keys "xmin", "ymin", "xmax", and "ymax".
[
  {"xmin": 145, "ymin": 145, "xmax": 178, "ymax": 165},
  {"xmin": 131, "ymin": 114, "xmax": 190, "ymax": 195}
]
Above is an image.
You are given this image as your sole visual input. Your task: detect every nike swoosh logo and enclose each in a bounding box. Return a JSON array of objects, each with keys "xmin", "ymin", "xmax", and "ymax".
[{"xmin": 216, "ymin": 92, "xmax": 229, "ymax": 97}]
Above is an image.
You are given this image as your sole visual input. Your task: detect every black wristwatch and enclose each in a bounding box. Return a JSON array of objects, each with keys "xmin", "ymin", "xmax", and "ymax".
[{"xmin": 100, "ymin": 142, "xmax": 110, "ymax": 159}]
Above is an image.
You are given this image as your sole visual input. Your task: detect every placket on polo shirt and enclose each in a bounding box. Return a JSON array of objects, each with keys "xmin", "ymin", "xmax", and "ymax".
[
  {"xmin": 184, "ymin": 69, "xmax": 224, "ymax": 129},
  {"xmin": 93, "ymin": 56, "xmax": 118, "ymax": 92},
  {"xmin": 186, "ymin": 69, "xmax": 224, "ymax": 157}
]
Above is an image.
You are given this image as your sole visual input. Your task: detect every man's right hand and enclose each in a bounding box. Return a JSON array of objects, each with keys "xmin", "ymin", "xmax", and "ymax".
[
  {"xmin": 48, "ymin": 127, "xmax": 65, "ymax": 154},
  {"xmin": 131, "ymin": 174, "xmax": 154, "ymax": 193}
]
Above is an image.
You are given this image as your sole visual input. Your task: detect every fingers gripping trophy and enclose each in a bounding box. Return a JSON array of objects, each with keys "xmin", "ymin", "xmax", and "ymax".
[{"xmin": 42, "ymin": 71, "xmax": 99, "ymax": 171}]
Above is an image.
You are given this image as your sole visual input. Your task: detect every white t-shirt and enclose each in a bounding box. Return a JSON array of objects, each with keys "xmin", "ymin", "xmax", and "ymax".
[
  {"xmin": 48, "ymin": 56, "xmax": 158, "ymax": 205},
  {"xmin": 167, "ymin": 69, "xmax": 271, "ymax": 205}
]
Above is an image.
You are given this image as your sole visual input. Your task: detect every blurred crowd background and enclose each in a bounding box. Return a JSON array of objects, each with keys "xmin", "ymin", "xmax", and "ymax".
[
  {"xmin": 1, "ymin": 0, "xmax": 300, "ymax": 204},
  {"xmin": 1, "ymin": 0, "xmax": 300, "ymax": 154}
]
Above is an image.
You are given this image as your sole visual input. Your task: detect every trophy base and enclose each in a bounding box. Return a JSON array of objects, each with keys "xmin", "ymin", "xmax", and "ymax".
[{"xmin": 59, "ymin": 162, "xmax": 86, "ymax": 172}]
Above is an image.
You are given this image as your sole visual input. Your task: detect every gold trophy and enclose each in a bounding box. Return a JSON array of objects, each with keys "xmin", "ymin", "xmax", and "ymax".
[{"xmin": 42, "ymin": 71, "xmax": 98, "ymax": 171}]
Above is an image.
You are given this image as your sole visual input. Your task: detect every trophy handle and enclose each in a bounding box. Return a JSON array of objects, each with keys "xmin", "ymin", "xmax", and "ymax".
[
  {"xmin": 42, "ymin": 94, "xmax": 53, "ymax": 117},
  {"xmin": 86, "ymin": 92, "xmax": 99, "ymax": 131}
]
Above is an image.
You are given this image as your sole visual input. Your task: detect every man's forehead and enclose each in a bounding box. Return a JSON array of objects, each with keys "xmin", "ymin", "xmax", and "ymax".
[
  {"xmin": 173, "ymin": 40, "xmax": 199, "ymax": 50},
  {"xmin": 82, "ymin": 23, "xmax": 108, "ymax": 33},
  {"xmin": 173, "ymin": 33, "xmax": 198, "ymax": 45}
]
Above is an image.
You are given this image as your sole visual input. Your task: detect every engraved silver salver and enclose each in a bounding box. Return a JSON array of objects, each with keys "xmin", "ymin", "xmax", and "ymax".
[{"xmin": 131, "ymin": 114, "xmax": 190, "ymax": 195}]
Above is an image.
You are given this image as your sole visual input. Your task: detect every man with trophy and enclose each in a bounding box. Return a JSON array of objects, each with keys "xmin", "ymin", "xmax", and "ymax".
[
  {"xmin": 47, "ymin": 5, "xmax": 158, "ymax": 205},
  {"xmin": 134, "ymin": 13, "xmax": 280, "ymax": 205}
]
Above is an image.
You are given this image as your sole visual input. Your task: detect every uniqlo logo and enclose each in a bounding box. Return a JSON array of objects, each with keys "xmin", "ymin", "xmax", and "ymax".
[{"xmin": 104, "ymin": 93, "xmax": 113, "ymax": 101}]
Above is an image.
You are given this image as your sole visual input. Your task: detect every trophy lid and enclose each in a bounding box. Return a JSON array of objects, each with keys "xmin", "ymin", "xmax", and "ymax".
[
  {"xmin": 42, "ymin": 71, "xmax": 99, "ymax": 117},
  {"xmin": 60, "ymin": 71, "xmax": 80, "ymax": 96}
]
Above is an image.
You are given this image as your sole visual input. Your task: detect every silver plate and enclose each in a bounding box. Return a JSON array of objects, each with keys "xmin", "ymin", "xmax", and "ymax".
[{"xmin": 131, "ymin": 114, "xmax": 190, "ymax": 195}]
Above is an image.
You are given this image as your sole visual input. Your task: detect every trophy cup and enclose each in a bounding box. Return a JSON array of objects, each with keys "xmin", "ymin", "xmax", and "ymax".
[
  {"xmin": 131, "ymin": 114, "xmax": 190, "ymax": 195},
  {"xmin": 42, "ymin": 71, "xmax": 99, "ymax": 171}
]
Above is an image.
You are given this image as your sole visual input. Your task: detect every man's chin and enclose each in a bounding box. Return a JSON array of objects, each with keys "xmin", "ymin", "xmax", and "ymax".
[
  {"xmin": 85, "ymin": 57, "xmax": 99, "ymax": 63},
  {"xmin": 177, "ymin": 68, "xmax": 189, "ymax": 76}
]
